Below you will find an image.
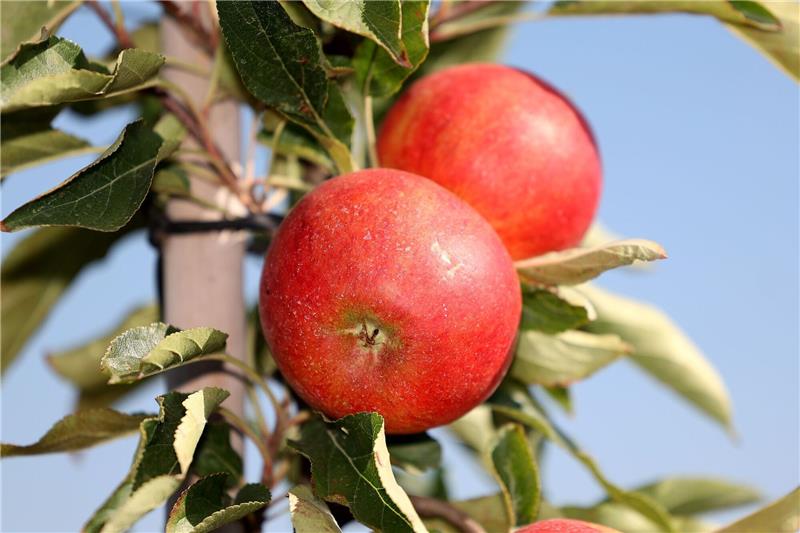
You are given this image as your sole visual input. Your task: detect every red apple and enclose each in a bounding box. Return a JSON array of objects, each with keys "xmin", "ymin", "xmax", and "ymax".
[
  {"xmin": 518, "ymin": 518, "xmax": 620, "ymax": 533},
  {"xmin": 377, "ymin": 63, "xmax": 602, "ymax": 260},
  {"xmin": 259, "ymin": 169, "xmax": 521, "ymax": 434}
]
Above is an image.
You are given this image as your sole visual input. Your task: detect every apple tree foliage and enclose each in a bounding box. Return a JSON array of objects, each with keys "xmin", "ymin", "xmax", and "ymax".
[{"xmin": 1, "ymin": 1, "xmax": 798, "ymax": 532}]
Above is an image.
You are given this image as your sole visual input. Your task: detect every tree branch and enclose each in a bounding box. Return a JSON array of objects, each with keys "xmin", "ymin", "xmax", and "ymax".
[
  {"xmin": 409, "ymin": 495, "xmax": 488, "ymax": 533},
  {"xmin": 159, "ymin": 0, "xmax": 216, "ymax": 55},
  {"xmin": 86, "ymin": 0, "xmax": 133, "ymax": 48}
]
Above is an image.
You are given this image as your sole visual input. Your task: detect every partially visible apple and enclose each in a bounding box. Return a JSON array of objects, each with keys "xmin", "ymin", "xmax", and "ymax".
[
  {"xmin": 517, "ymin": 518, "xmax": 621, "ymax": 533},
  {"xmin": 259, "ymin": 169, "xmax": 521, "ymax": 434},
  {"xmin": 377, "ymin": 63, "xmax": 602, "ymax": 260}
]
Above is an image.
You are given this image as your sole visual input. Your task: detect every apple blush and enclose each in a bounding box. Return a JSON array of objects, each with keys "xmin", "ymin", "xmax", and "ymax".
[{"xmin": 259, "ymin": 169, "xmax": 521, "ymax": 433}]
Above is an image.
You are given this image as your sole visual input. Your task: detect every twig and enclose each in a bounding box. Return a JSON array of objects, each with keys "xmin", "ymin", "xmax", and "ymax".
[
  {"xmin": 218, "ymin": 406, "xmax": 273, "ymax": 483},
  {"xmin": 159, "ymin": 0, "xmax": 215, "ymax": 55},
  {"xmin": 86, "ymin": 0, "xmax": 133, "ymax": 48},
  {"xmin": 430, "ymin": 11, "xmax": 547, "ymax": 43},
  {"xmin": 409, "ymin": 496, "xmax": 487, "ymax": 533},
  {"xmin": 429, "ymin": 0, "xmax": 489, "ymax": 30}
]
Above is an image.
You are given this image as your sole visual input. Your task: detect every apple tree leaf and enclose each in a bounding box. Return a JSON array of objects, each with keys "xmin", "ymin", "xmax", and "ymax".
[
  {"xmin": 48, "ymin": 304, "xmax": 158, "ymax": 410},
  {"xmin": 512, "ymin": 330, "xmax": 631, "ymax": 387},
  {"xmin": 515, "ymin": 239, "xmax": 667, "ymax": 286},
  {"xmin": 487, "ymin": 423, "xmax": 541, "ymax": 527},
  {"xmin": 0, "ymin": 36, "xmax": 164, "ymax": 113},
  {"xmin": 1, "ymin": 222, "xmax": 141, "ymax": 373},
  {"xmin": 0, "ymin": 409, "xmax": 149, "ymax": 457},
  {"xmin": 353, "ymin": 0, "xmax": 431, "ymax": 97},
  {"xmin": 549, "ymin": 1, "xmax": 780, "ymax": 29},
  {"xmin": 191, "ymin": 421, "xmax": 243, "ymax": 488},
  {"xmin": 85, "ymin": 388, "xmax": 229, "ymax": 533},
  {"xmin": 422, "ymin": 494, "xmax": 510, "ymax": 533},
  {"xmin": 257, "ymin": 119, "xmax": 334, "ymax": 171},
  {"xmin": 0, "ymin": 0, "xmax": 81, "ymax": 61},
  {"xmin": 1, "ymin": 120, "xmax": 163, "ymax": 232},
  {"xmin": 633, "ymin": 477, "xmax": 761, "ymax": 516},
  {"xmin": 0, "ymin": 109, "xmax": 92, "ymax": 179},
  {"xmin": 579, "ymin": 284, "xmax": 733, "ymax": 431},
  {"xmin": 485, "ymin": 381, "xmax": 675, "ymax": 532},
  {"xmin": 302, "ymin": 1, "xmax": 408, "ymax": 66},
  {"xmin": 289, "ymin": 485, "xmax": 343, "ymax": 533},
  {"xmin": 101, "ymin": 323, "xmax": 228, "ymax": 384},
  {"xmin": 716, "ymin": 487, "xmax": 800, "ymax": 533},
  {"xmin": 289, "ymin": 412, "xmax": 427, "ymax": 533},
  {"xmin": 726, "ymin": 2, "xmax": 799, "ymax": 82},
  {"xmin": 216, "ymin": 0, "xmax": 355, "ymax": 173},
  {"xmin": 166, "ymin": 473, "xmax": 270, "ymax": 533},
  {"xmin": 520, "ymin": 287, "xmax": 592, "ymax": 334}
]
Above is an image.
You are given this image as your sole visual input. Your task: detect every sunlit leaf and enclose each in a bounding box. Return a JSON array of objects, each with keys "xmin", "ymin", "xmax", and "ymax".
[
  {"xmin": 1, "ymin": 223, "xmax": 141, "ymax": 373},
  {"xmin": 101, "ymin": 323, "xmax": 228, "ymax": 384},
  {"xmin": 488, "ymin": 424, "xmax": 540, "ymax": 526},
  {"xmin": 289, "ymin": 413, "xmax": 427, "ymax": 532},
  {"xmin": 0, "ymin": 0, "xmax": 81, "ymax": 61},
  {"xmin": 515, "ymin": 239, "xmax": 666, "ymax": 286},
  {"xmin": 353, "ymin": 0, "xmax": 431, "ymax": 97},
  {"xmin": 716, "ymin": 487, "xmax": 800, "ymax": 533},
  {"xmin": 1, "ymin": 409, "xmax": 148, "ymax": 457},
  {"xmin": 726, "ymin": 2, "xmax": 799, "ymax": 81},
  {"xmin": 166, "ymin": 473, "xmax": 269, "ymax": 533},
  {"xmin": 579, "ymin": 284, "xmax": 734, "ymax": 431},
  {"xmin": 1, "ymin": 121, "xmax": 162, "ymax": 232},
  {"xmin": 634, "ymin": 477, "xmax": 761, "ymax": 515},
  {"xmin": 303, "ymin": 1, "xmax": 409, "ymax": 65},
  {"xmin": 512, "ymin": 330, "xmax": 631, "ymax": 387},
  {"xmin": 289, "ymin": 485, "xmax": 343, "ymax": 533},
  {"xmin": 216, "ymin": 0, "xmax": 355, "ymax": 172},
  {"xmin": 1, "ymin": 36, "xmax": 163, "ymax": 113}
]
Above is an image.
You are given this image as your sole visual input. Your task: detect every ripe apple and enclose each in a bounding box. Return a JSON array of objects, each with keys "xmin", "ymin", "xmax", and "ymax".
[
  {"xmin": 517, "ymin": 518, "xmax": 620, "ymax": 533},
  {"xmin": 259, "ymin": 168, "xmax": 521, "ymax": 434},
  {"xmin": 377, "ymin": 63, "xmax": 602, "ymax": 260}
]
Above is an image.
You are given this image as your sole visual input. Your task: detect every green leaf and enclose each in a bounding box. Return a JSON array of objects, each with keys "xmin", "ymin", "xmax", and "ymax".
[
  {"xmin": 726, "ymin": 2, "xmax": 799, "ymax": 82},
  {"xmin": 388, "ymin": 433, "xmax": 442, "ymax": 474},
  {"xmin": 101, "ymin": 323, "xmax": 228, "ymax": 384},
  {"xmin": 302, "ymin": 1, "xmax": 408, "ymax": 65},
  {"xmin": 1, "ymin": 121, "xmax": 163, "ymax": 232},
  {"xmin": 1, "ymin": 408, "xmax": 148, "ymax": 457},
  {"xmin": 86, "ymin": 388, "xmax": 229, "ymax": 533},
  {"xmin": 166, "ymin": 473, "xmax": 270, "ymax": 533},
  {"xmin": 549, "ymin": 1, "xmax": 797, "ymax": 82},
  {"xmin": 543, "ymin": 385, "xmax": 573, "ymax": 415},
  {"xmin": 1, "ymin": 36, "xmax": 164, "ymax": 113},
  {"xmin": 421, "ymin": 1, "xmax": 524, "ymax": 75},
  {"xmin": 48, "ymin": 304, "xmax": 158, "ymax": 410},
  {"xmin": 520, "ymin": 287, "xmax": 592, "ymax": 334},
  {"xmin": 152, "ymin": 165, "xmax": 191, "ymax": 197},
  {"xmin": 289, "ymin": 485, "xmax": 343, "ymax": 533},
  {"xmin": 485, "ymin": 382, "xmax": 674, "ymax": 532},
  {"xmin": 0, "ymin": 109, "xmax": 92, "ymax": 178},
  {"xmin": 1, "ymin": 222, "xmax": 140, "ymax": 373},
  {"xmin": 257, "ymin": 121, "xmax": 334, "ymax": 171},
  {"xmin": 716, "ymin": 487, "xmax": 800, "ymax": 533},
  {"xmin": 216, "ymin": 0, "xmax": 355, "ymax": 173},
  {"xmin": 561, "ymin": 502, "xmax": 682, "ymax": 533},
  {"xmin": 289, "ymin": 412, "xmax": 427, "ymax": 533},
  {"xmin": 579, "ymin": 284, "xmax": 734, "ymax": 431},
  {"xmin": 487, "ymin": 424, "xmax": 540, "ymax": 526},
  {"xmin": 516, "ymin": 239, "xmax": 667, "ymax": 286},
  {"xmin": 634, "ymin": 477, "xmax": 761, "ymax": 516},
  {"xmin": 191, "ymin": 422, "xmax": 243, "ymax": 488},
  {"xmin": 487, "ymin": 380, "xmax": 559, "ymax": 441},
  {"xmin": 0, "ymin": 0, "xmax": 81, "ymax": 61},
  {"xmin": 154, "ymin": 112, "xmax": 187, "ymax": 163},
  {"xmin": 512, "ymin": 330, "xmax": 631, "ymax": 387},
  {"xmin": 353, "ymin": 1, "xmax": 431, "ymax": 97},
  {"xmin": 550, "ymin": 1, "xmax": 779, "ymax": 29}
]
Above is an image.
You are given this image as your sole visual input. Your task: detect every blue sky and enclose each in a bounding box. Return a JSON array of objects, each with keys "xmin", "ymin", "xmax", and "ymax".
[{"xmin": 1, "ymin": 3, "xmax": 798, "ymax": 532}]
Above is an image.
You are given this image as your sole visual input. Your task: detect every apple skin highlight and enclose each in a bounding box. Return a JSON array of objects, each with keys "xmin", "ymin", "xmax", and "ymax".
[
  {"xmin": 378, "ymin": 63, "xmax": 602, "ymax": 260},
  {"xmin": 259, "ymin": 169, "xmax": 521, "ymax": 434}
]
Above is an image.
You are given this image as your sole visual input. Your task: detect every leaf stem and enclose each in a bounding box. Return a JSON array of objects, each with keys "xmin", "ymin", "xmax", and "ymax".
[
  {"xmin": 364, "ymin": 94, "xmax": 379, "ymax": 168},
  {"xmin": 164, "ymin": 55, "xmax": 211, "ymax": 78},
  {"xmin": 218, "ymin": 406, "xmax": 273, "ymax": 477},
  {"xmin": 409, "ymin": 495, "xmax": 487, "ymax": 533},
  {"xmin": 430, "ymin": 11, "xmax": 547, "ymax": 42},
  {"xmin": 86, "ymin": 0, "xmax": 133, "ymax": 49}
]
